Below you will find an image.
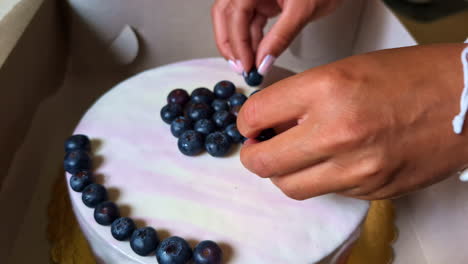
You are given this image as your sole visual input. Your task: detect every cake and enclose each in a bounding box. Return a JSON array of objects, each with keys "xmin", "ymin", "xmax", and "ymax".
[{"xmin": 65, "ymin": 58, "xmax": 369, "ymax": 264}]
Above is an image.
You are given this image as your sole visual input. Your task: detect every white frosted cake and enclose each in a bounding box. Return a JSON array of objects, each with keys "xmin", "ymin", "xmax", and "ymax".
[{"xmin": 66, "ymin": 58, "xmax": 369, "ymax": 264}]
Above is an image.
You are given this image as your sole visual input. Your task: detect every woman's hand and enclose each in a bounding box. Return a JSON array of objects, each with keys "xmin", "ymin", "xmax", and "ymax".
[
  {"xmin": 211, "ymin": 0, "xmax": 342, "ymax": 75},
  {"xmin": 238, "ymin": 44, "xmax": 468, "ymax": 200}
]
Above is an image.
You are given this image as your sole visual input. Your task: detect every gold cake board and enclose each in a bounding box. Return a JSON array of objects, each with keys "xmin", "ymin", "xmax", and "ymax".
[{"xmin": 48, "ymin": 175, "xmax": 396, "ymax": 264}]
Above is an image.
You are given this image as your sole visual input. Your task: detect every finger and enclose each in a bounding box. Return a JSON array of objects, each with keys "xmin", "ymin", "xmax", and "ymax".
[
  {"xmin": 338, "ymin": 175, "xmax": 391, "ymax": 198},
  {"xmin": 256, "ymin": 2, "xmax": 315, "ymax": 66},
  {"xmin": 250, "ymin": 13, "xmax": 267, "ymax": 54},
  {"xmin": 344, "ymin": 164, "xmax": 444, "ymax": 200},
  {"xmin": 211, "ymin": 0, "xmax": 235, "ymax": 60},
  {"xmin": 337, "ymin": 162, "xmax": 406, "ymax": 199},
  {"xmin": 229, "ymin": 0, "xmax": 256, "ymax": 72},
  {"xmin": 237, "ymin": 74, "xmax": 308, "ymax": 138},
  {"xmin": 270, "ymin": 160, "xmax": 354, "ymax": 200},
  {"xmin": 240, "ymin": 122, "xmax": 331, "ymax": 179}
]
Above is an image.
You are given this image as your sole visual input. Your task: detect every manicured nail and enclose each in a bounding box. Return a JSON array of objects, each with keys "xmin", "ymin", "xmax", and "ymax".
[
  {"xmin": 258, "ymin": 55, "xmax": 276, "ymax": 76},
  {"xmin": 228, "ymin": 60, "xmax": 243, "ymax": 75},
  {"xmin": 243, "ymin": 138, "xmax": 258, "ymax": 146},
  {"xmin": 236, "ymin": 60, "xmax": 245, "ymax": 75}
]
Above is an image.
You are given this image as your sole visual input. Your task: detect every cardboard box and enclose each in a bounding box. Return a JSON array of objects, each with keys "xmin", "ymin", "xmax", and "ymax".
[{"xmin": 0, "ymin": 0, "xmax": 467, "ymax": 263}]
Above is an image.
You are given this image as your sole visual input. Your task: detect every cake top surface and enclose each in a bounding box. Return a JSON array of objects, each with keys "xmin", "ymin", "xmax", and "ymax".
[{"xmin": 67, "ymin": 58, "xmax": 369, "ymax": 263}]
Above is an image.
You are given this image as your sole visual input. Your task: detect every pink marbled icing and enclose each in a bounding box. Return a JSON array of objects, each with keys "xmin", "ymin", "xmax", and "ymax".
[{"xmin": 66, "ymin": 58, "xmax": 369, "ymax": 264}]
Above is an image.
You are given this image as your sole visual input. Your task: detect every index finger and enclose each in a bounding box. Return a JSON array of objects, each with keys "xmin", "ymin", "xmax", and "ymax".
[
  {"xmin": 237, "ymin": 74, "xmax": 308, "ymax": 138},
  {"xmin": 211, "ymin": 0, "xmax": 235, "ymax": 59},
  {"xmin": 229, "ymin": 0, "xmax": 257, "ymax": 72}
]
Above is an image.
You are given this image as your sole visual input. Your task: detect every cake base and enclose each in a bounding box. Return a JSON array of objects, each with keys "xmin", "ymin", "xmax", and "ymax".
[{"xmin": 48, "ymin": 175, "xmax": 396, "ymax": 264}]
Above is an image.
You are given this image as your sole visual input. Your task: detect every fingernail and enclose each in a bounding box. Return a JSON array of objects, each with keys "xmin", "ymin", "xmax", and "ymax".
[
  {"xmin": 243, "ymin": 138, "xmax": 258, "ymax": 146},
  {"xmin": 258, "ymin": 54, "xmax": 276, "ymax": 76},
  {"xmin": 228, "ymin": 60, "xmax": 243, "ymax": 75},
  {"xmin": 236, "ymin": 60, "xmax": 245, "ymax": 75}
]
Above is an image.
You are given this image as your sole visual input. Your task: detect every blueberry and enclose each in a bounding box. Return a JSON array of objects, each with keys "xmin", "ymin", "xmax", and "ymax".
[
  {"xmin": 178, "ymin": 130, "xmax": 205, "ymax": 156},
  {"xmin": 211, "ymin": 99, "xmax": 229, "ymax": 112},
  {"xmin": 225, "ymin": 124, "xmax": 243, "ymax": 143},
  {"xmin": 64, "ymin": 134, "xmax": 91, "ymax": 152},
  {"xmin": 194, "ymin": 119, "xmax": 216, "ymax": 135},
  {"xmin": 244, "ymin": 67, "xmax": 263, "ymax": 86},
  {"xmin": 82, "ymin": 183, "xmax": 108, "ymax": 208},
  {"xmin": 228, "ymin": 93, "xmax": 247, "ymax": 107},
  {"xmin": 64, "ymin": 150, "xmax": 92, "ymax": 174},
  {"xmin": 156, "ymin": 236, "xmax": 193, "ymax": 264},
  {"xmin": 214, "ymin": 80, "xmax": 236, "ymax": 99},
  {"xmin": 193, "ymin": 240, "xmax": 222, "ymax": 264},
  {"xmin": 183, "ymin": 101, "xmax": 195, "ymax": 118},
  {"xmin": 187, "ymin": 103, "xmax": 214, "ymax": 121},
  {"xmin": 94, "ymin": 201, "xmax": 120, "ymax": 226},
  {"xmin": 167, "ymin": 89, "xmax": 190, "ymax": 105},
  {"xmin": 70, "ymin": 170, "xmax": 93, "ymax": 192},
  {"xmin": 205, "ymin": 132, "xmax": 232, "ymax": 157},
  {"xmin": 161, "ymin": 104, "xmax": 183, "ymax": 124},
  {"xmin": 212, "ymin": 110, "xmax": 236, "ymax": 128},
  {"xmin": 191, "ymin": 87, "xmax": 215, "ymax": 104},
  {"xmin": 171, "ymin": 116, "xmax": 192, "ymax": 138},
  {"xmin": 111, "ymin": 217, "xmax": 136, "ymax": 241},
  {"xmin": 256, "ymin": 128, "xmax": 276, "ymax": 141},
  {"xmin": 130, "ymin": 227, "xmax": 160, "ymax": 256},
  {"xmin": 249, "ymin": 89, "xmax": 261, "ymax": 97},
  {"xmin": 230, "ymin": 105, "xmax": 242, "ymax": 117}
]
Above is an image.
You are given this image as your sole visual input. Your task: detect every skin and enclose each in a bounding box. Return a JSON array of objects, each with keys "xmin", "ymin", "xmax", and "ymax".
[
  {"xmin": 211, "ymin": 1, "xmax": 468, "ymax": 201},
  {"xmin": 237, "ymin": 44, "xmax": 468, "ymax": 200},
  {"xmin": 211, "ymin": 0, "xmax": 342, "ymax": 71}
]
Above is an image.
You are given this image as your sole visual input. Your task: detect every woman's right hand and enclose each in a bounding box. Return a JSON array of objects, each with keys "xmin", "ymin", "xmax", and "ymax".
[{"xmin": 211, "ymin": 0, "xmax": 343, "ymax": 76}]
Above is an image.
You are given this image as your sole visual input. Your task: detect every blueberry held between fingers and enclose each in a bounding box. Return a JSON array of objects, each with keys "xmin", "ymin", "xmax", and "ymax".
[
  {"xmin": 70, "ymin": 170, "xmax": 93, "ymax": 192},
  {"xmin": 211, "ymin": 99, "xmax": 229, "ymax": 112},
  {"xmin": 194, "ymin": 119, "xmax": 216, "ymax": 135},
  {"xmin": 256, "ymin": 128, "xmax": 276, "ymax": 141},
  {"xmin": 167, "ymin": 89, "xmax": 190, "ymax": 105},
  {"xmin": 193, "ymin": 240, "xmax": 222, "ymax": 264},
  {"xmin": 64, "ymin": 134, "xmax": 91, "ymax": 152},
  {"xmin": 228, "ymin": 93, "xmax": 247, "ymax": 107},
  {"xmin": 225, "ymin": 124, "xmax": 243, "ymax": 143},
  {"xmin": 64, "ymin": 150, "xmax": 92, "ymax": 174},
  {"xmin": 178, "ymin": 130, "xmax": 205, "ymax": 156},
  {"xmin": 187, "ymin": 103, "xmax": 214, "ymax": 121},
  {"xmin": 156, "ymin": 236, "xmax": 193, "ymax": 264},
  {"xmin": 249, "ymin": 89, "xmax": 261, "ymax": 97},
  {"xmin": 171, "ymin": 116, "xmax": 192, "ymax": 138},
  {"xmin": 82, "ymin": 183, "xmax": 108, "ymax": 208},
  {"xmin": 214, "ymin": 80, "xmax": 236, "ymax": 99},
  {"xmin": 130, "ymin": 227, "xmax": 160, "ymax": 256},
  {"xmin": 205, "ymin": 132, "xmax": 232, "ymax": 157},
  {"xmin": 191, "ymin": 87, "xmax": 215, "ymax": 104},
  {"xmin": 111, "ymin": 217, "xmax": 136, "ymax": 241},
  {"xmin": 94, "ymin": 201, "xmax": 120, "ymax": 226},
  {"xmin": 244, "ymin": 67, "xmax": 263, "ymax": 86},
  {"xmin": 161, "ymin": 103, "xmax": 183, "ymax": 124},
  {"xmin": 212, "ymin": 110, "xmax": 236, "ymax": 128}
]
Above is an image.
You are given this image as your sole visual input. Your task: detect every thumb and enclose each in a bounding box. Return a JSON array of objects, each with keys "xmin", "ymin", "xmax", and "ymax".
[{"xmin": 255, "ymin": 2, "xmax": 317, "ymax": 67}]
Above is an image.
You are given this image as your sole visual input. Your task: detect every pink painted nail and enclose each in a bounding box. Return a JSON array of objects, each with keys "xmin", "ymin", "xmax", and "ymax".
[
  {"xmin": 258, "ymin": 55, "xmax": 276, "ymax": 76},
  {"xmin": 228, "ymin": 60, "xmax": 243, "ymax": 75},
  {"xmin": 243, "ymin": 138, "xmax": 258, "ymax": 146},
  {"xmin": 236, "ymin": 60, "xmax": 245, "ymax": 75}
]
